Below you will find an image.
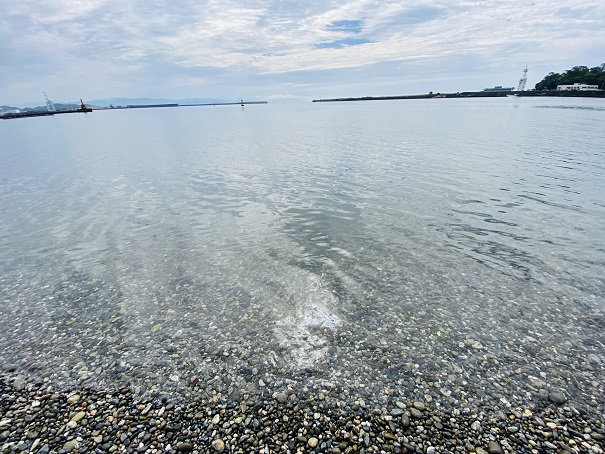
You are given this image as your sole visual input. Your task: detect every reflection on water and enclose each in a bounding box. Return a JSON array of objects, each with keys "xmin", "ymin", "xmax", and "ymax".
[{"xmin": 0, "ymin": 99, "xmax": 604, "ymax": 410}]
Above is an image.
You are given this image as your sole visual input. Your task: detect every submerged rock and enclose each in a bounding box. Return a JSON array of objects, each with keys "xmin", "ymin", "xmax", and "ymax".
[{"xmin": 549, "ymin": 391, "xmax": 566, "ymax": 404}]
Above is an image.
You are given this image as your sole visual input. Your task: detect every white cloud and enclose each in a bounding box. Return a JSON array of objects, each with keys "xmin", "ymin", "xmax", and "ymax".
[{"xmin": 1, "ymin": 0, "xmax": 604, "ymax": 103}]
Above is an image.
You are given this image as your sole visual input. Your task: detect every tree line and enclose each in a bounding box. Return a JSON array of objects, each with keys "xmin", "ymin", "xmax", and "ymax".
[{"xmin": 535, "ymin": 64, "xmax": 605, "ymax": 90}]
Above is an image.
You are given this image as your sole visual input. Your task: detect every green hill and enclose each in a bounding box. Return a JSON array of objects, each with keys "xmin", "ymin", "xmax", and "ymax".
[{"xmin": 535, "ymin": 64, "xmax": 605, "ymax": 90}]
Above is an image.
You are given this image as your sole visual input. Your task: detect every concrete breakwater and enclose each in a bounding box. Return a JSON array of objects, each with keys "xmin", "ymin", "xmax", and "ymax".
[
  {"xmin": 313, "ymin": 90, "xmax": 605, "ymax": 102},
  {"xmin": 1, "ymin": 101, "xmax": 269, "ymax": 120},
  {"xmin": 1, "ymin": 108, "xmax": 92, "ymax": 120}
]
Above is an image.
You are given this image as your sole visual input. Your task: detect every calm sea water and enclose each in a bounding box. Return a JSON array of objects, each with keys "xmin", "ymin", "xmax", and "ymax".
[{"xmin": 1, "ymin": 98, "xmax": 604, "ymax": 406}]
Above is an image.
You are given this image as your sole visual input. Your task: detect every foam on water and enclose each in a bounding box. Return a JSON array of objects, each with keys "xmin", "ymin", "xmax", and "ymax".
[{"xmin": 274, "ymin": 273, "xmax": 341, "ymax": 369}]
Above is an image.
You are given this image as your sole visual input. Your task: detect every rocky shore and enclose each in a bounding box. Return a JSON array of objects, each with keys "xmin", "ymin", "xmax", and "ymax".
[
  {"xmin": 1, "ymin": 372, "xmax": 603, "ymax": 454},
  {"xmin": 1, "ymin": 265, "xmax": 604, "ymax": 453}
]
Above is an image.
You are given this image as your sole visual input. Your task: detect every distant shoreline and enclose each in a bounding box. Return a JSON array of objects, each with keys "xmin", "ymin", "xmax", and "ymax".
[
  {"xmin": 312, "ymin": 90, "xmax": 605, "ymax": 103},
  {"xmin": 1, "ymin": 101, "xmax": 268, "ymax": 120}
]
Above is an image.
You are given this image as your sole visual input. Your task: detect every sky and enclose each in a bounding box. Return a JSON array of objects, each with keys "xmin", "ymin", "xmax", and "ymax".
[{"xmin": 1, "ymin": 0, "xmax": 604, "ymax": 105}]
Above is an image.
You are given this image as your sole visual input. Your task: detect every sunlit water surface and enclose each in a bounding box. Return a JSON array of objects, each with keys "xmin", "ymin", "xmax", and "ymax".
[{"xmin": 1, "ymin": 98, "xmax": 604, "ymax": 410}]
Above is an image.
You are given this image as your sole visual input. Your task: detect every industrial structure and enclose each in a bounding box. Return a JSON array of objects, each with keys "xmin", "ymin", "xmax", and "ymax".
[
  {"xmin": 483, "ymin": 86, "xmax": 514, "ymax": 92},
  {"xmin": 43, "ymin": 92, "xmax": 56, "ymax": 112},
  {"xmin": 517, "ymin": 67, "xmax": 528, "ymax": 91}
]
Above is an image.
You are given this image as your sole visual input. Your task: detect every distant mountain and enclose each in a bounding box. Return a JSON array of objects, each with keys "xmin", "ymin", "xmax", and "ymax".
[
  {"xmin": 54, "ymin": 103, "xmax": 80, "ymax": 110},
  {"xmin": 175, "ymin": 97, "xmax": 236, "ymax": 105}
]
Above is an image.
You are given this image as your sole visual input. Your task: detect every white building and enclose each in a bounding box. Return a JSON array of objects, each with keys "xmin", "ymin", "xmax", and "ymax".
[{"xmin": 557, "ymin": 83, "xmax": 600, "ymax": 91}]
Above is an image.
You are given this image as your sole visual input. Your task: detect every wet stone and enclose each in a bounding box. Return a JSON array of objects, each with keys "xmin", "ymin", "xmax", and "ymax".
[
  {"xmin": 488, "ymin": 441, "xmax": 503, "ymax": 454},
  {"xmin": 71, "ymin": 411, "xmax": 86, "ymax": 422},
  {"xmin": 66, "ymin": 395, "xmax": 80, "ymax": 404},
  {"xmin": 211, "ymin": 439, "xmax": 225, "ymax": 452},
  {"xmin": 177, "ymin": 442, "xmax": 194, "ymax": 452},
  {"xmin": 62, "ymin": 440, "xmax": 79, "ymax": 451},
  {"xmin": 413, "ymin": 402, "xmax": 426, "ymax": 411},
  {"xmin": 410, "ymin": 408, "xmax": 424, "ymax": 419},
  {"xmin": 549, "ymin": 391, "xmax": 566, "ymax": 404},
  {"xmin": 66, "ymin": 420, "xmax": 78, "ymax": 429}
]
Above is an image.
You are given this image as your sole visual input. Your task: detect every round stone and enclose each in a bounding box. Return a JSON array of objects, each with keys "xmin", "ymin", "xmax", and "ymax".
[
  {"xmin": 211, "ymin": 439, "xmax": 225, "ymax": 452},
  {"xmin": 177, "ymin": 442, "xmax": 194, "ymax": 452},
  {"xmin": 71, "ymin": 411, "xmax": 86, "ymax": 422},
  {"xmin": 66, "ymin": 420, "xmax": 78, "ymax": 429},
  {"xmin": 410, "ymin": 408, "xmax": 423, "ymax": 419},
  {"xmin": 549, "ymin": 392, "xmax": 566, "ymax": 404},
  {"xmin": 308, "ymin": 437, "xmax": 319, "ymax": 448},
  {"xmin": 488, "ymin": 441, "xmax": 503, "ymax": 454},
  {"xmin": 64, "ymin": 440, "xmax": 80, "ymax": 451},
  {"xmin": 413, "ymin": 401, "xmax": 426, "ymax": 411}
]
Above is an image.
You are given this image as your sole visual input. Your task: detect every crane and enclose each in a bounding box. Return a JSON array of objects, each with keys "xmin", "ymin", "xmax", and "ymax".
[{"xmin": 43, "ymin": 91, "xmax": 56, "ymax": 112}]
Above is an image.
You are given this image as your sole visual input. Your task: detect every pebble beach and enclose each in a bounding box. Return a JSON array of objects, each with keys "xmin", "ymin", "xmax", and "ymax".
[
  {"xmin": 1, "ymin": 370, "xmax": 604, "ymax": 453},
  {"xmin": 1, "ymin": 264, "xmax": 604, "ymax": 453}
]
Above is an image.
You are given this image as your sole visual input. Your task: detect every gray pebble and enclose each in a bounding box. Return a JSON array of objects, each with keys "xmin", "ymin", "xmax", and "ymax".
[
  {"xmin": 400, "ymin": 414, "xmax": 410, "ymax": 428},
  {"xmin": 549, "ymin": 391, "xmax": 566, "ymax": 404},
  {"xmin": 410, "ymin": 408, "xmax": 423, "ymax": 419},
  {"xmin": 275, "ymin": 392, "xmax": 288, "ymax": 404},
  {"xmin": 413, "ymin": 401, "xmax": 426, "ymax": 411},
  {"xmin": 211, "ymin": 439, "xmax": 225, "ymax": 452},
  {"xmin": 177, "ymin": 442, "xmax": 194, "ymax": 452},
  {"xmin": 488, "ymin": 441, "xmax": 503, "ymax": 454}
]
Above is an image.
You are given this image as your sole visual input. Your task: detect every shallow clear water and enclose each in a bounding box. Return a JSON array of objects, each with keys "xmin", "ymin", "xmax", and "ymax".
[{"xmin": 1, "ymin": 98, "xmax": 604, "ymax": 409}]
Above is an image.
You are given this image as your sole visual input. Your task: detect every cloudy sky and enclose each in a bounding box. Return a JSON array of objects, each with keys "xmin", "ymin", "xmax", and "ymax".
[{"xmin": 1, "ymin": 0, "xmax": 603, "ymax": 105}]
